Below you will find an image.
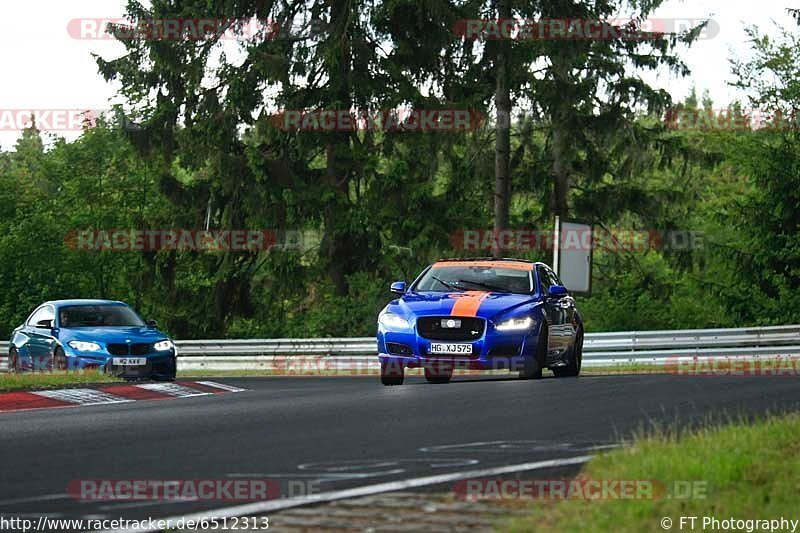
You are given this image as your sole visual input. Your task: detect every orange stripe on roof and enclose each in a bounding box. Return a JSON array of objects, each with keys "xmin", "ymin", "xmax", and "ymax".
[
  {"xmin": 449, "ymin": 291, "xmax": 490, "ymax": 317},
  {"xmin": 433, "ymin": 261, "xmax": 534, "ymax": 271}
]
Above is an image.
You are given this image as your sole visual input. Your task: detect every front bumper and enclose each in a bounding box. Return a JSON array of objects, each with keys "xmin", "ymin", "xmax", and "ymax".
[
  {"xmin": 65, "ymin": 350, "xmax": 177, "ymax": 379},
  {"xmin": 377, "ymin": 326, "xmax": 539, "ymax": 372},
  {"xmin": 107, "ymin": 352, "xmax": 177, "ymax": 379}
]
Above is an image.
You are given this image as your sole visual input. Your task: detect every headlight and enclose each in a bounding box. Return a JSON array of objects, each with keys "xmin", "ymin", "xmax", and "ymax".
[
  {"xmin": 154, "ymin": 340, "xmax": 174, "ymax": 351},
  {"xmin": 495, "ymin": 317, "xmax": 534, "ymax": 332},
  {"xmin": 68, "ymin": 340, "xmax": 101, "ymax": 352},
  {"xmin": 378, "ymin": 313, "xmax": 411, "ymax": 330}
]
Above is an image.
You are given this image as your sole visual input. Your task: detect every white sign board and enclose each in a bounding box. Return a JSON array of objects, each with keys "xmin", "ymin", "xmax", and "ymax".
[{"xmin": 557, "ymin": 221, "xmax": 593, "ymax": 294}]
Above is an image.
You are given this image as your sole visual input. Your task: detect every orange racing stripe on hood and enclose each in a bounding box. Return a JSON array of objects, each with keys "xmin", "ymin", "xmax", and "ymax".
[
  {"xmin": 449, "ymin": 291, "xmax": 490, "ymax": 317},
  {"xmin": 433, "ymin": 261, "xmax": 533, "ymax": 271}
]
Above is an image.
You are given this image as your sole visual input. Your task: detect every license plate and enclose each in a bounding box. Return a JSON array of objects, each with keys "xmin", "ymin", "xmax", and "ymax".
[
  {"xmin": 429, "ymin": 343, "xmax": 473, "ymax": 355},
  {"xmin": 112, "ymin": 357, "xmax": 147, "ymax": 366}
]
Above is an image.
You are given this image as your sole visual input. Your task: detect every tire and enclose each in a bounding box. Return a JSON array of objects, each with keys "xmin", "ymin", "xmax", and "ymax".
[
  {"xmin": 380, "ymin": 362, "xmax": 404, "ymax": 386},
  {"xmin": 424, "ymin": 364, "xmax": 453, "ymax": 384},
  {"xmin": 553, "ymin": 328, "xmax": 583, "ymax": 378},
  {"xmin": 519, "ymin": 326, "xmax": 547, "ymax": 380},
  {"xmin": 52, "ymin": 346, "xmax": 67, "ymax": 372},
  {"xmin": 8, "ymin": 348, "xmax": 20, "ymax": 374},
  {"xmin": 53, "ymin": 347, "xmax": 67, "ymax": 372}
]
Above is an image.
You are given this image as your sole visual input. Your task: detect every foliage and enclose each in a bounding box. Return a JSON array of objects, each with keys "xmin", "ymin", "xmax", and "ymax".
[{"xmin": 0, "ymin": 6, "xmax": 799, "ymax": 338}]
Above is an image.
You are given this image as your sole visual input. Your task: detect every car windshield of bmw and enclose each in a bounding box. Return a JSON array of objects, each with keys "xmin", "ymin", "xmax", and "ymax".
[
  {"xmin": 413, "ymin": 264, "xmax": 533, "ymax": 294},
  {"xmin": 59, "ymin": 305, "xmax": 146, "ymax": 328}
]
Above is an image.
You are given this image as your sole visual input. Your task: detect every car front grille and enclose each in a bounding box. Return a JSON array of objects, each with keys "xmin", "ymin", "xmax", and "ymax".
[
  {"xmin": 107, "ymin": 344, "xmax": 128, "ymax": 356},
  {"xmin": 130, "ymin": 343, "xmax": 151, "ymax": 356},
  {"xmin": 107, "ymin": 343, "xmax": 152, "ymax": 356},
  {"xmin": 417, "ymin": 316, "xmax": 485, "ymax": 341}
]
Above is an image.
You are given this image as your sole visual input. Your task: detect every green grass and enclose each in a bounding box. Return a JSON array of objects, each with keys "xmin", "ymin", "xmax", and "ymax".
[
  {"xmin": 0, "ymin": 371, "xmax": 122, "ymax": 392},
  {"xmin": 504, "ymin": 413, "xmax": 800, "ymax": 532},
  {"xmin": 581, "ymin": 363, "xmax": 665, "ymax": 375}
]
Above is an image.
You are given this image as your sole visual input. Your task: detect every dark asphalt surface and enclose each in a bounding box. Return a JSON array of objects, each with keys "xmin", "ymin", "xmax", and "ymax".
[{"xmin": 1, "ymin": 374, "xmax": 800, "ymax": 527}]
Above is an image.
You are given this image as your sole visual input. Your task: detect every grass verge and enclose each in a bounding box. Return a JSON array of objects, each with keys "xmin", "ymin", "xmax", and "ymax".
[
  {"xmin": 504, "ymin": 413, "xmax": 800, "ymax": 532},
  {"xmin": 581, "ymin": 363, "xmax": 665, "ymax": 375},
  {"xmin": 0, "ymin": 371, "xmax": 122, "ymax": 392}
]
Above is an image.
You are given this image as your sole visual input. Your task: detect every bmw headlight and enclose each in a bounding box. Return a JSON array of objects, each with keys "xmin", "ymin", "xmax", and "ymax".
[
  {"xmin": 495, "ymin": 317, "xmax": 534, "ymax": 332},
  {"xmin": 68, "ymin": 340, "xmax": 102, "ymax": 352},
  {"xmin": 378, "ymin": 313, "xmax": 411, "ymax": 330},
  {"xmin": 154, "ymin": 340, "xmax": 174, "ymax": 351}
]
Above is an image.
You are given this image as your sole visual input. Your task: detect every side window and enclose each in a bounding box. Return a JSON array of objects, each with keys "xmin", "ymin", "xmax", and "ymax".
[
  {"xmin": 537, "ymin": 267, "xmax": 552, "ymax": 295},
  {"xmin": 27, "ymin": 306, "xmax": 55, "ymax": 327},
  {"xmin": 545, "ymin": 267, "xmax": 563, "ymax": 288}
]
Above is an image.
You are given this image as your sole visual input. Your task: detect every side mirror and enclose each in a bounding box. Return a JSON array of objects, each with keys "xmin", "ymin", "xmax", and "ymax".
[
  {"xmin": 146, "ymin": 319, "xmax": 158, "ymax": 328},
  {"xmin": 548, "ymin": 285, "xmax": 568, "ymax": 298},
  {"xmin": 35, "ymin": 319, "xmax": 54, "ymax": 329},
  {"xmin": 390, "ymin": 281, "xmax": 406, "ymax": 295}
]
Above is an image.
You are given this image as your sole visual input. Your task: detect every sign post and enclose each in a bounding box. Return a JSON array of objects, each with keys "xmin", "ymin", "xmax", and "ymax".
[{"xmin": 554, "ymin": 217, "xmax": 593, "ymax": 295}]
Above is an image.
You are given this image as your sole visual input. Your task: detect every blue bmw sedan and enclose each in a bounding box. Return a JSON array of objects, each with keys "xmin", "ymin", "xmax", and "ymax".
[
  {"xmin": 8, "ymin": 300, "xmax": 177, "ymax": 380},
  {"xmin": 377, "ymin": 259, "xmax": 584, "ymax": 385}
]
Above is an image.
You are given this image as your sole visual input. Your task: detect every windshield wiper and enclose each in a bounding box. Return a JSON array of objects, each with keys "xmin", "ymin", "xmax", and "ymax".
[
  {"xmin": 456, "ymin": 279, "xmax": 510, "ymax": 293},
  {"xmin": 431, "ymin": 276, "xmax": 461, "ymax": 291}
]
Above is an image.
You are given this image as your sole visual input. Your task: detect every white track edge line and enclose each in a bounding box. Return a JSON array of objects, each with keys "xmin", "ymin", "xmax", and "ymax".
[
  {"xmin": 195, "ymin": 381, "xmax": 248, "ymax": 392},
  {"xmin": 99, "ymin": 454, "xmax": 593, "ymax": 533}
]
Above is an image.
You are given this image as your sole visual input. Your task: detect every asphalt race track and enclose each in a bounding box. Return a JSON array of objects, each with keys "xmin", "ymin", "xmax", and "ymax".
[{"xmin": 2, "ymin": 374, "xmax": 800, "ymax": 530}]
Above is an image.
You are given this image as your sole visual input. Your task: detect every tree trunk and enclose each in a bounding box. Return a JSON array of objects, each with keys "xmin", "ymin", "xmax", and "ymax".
[
  {"xmin": 551, "ymin": 125, "xmax": 569, "ymax": 219},
  {"xmin": 493, "ymin": 0, "xmax": 512, "ymax": 258},
  {"xmin": 319, "ymin": 1, "xmax": 354, "ymax": 296},
  {"xmin": 550, "ymin": 59, "xmax": 570, "ymax": 220},
  {"xmin": 323, "ymin": 141, "xmax": 350, "ymax": 295}
]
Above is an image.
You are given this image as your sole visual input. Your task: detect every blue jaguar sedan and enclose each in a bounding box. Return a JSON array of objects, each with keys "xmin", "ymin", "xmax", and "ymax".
[
  {"xmin": 377, "ymin": 259, "xmax": 584, "ymax": 385},
  {"xmin": 8, "ymin": 300, "xmax": 177, "ymax": 380}
]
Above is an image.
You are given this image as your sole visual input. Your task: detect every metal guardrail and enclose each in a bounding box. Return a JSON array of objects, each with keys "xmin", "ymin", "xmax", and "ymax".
[{"xmin": 2, "ymin": 325, "xmax": 799, "ymax": 373}]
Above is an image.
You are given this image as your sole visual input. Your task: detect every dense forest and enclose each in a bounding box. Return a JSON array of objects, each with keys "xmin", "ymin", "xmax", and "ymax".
[{"xmin": 1, "ymin": 1, "xmax": 799, "ymax": 339}]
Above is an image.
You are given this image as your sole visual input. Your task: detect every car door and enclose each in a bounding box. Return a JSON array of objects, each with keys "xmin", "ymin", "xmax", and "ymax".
[
  {"xmin": 538, "ymin": 267, "xmax": 571, "ymax": 355},
  {"xmin": 25, "ymin": 305, "xmax": 57, "ymax": 371},
  {"xmin": 536, "ymin": 266, "xmax": 559, "ymax": 357},
  {"xmin": 545, "ymin": 266, "xmax": 577, "ymax": 351}
]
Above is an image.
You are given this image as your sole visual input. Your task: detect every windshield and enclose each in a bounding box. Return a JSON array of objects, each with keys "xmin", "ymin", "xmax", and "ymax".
[
  {"xmin": 59, "ymin": 305, "xmax": 146, "ymax": 327},
  {"xmin": 414, "ymin": 264, "xmax": 533, "ymax": 294}
]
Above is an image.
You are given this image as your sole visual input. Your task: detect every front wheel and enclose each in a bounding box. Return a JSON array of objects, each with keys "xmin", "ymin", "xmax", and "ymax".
[
  {"xmin": 553, "ymin": 328, "xmax": 582, "ymax": 378},
  {"xmin": 8, "ymin": 348, "xmax": 20, "ymax": 374},
  {"xmin": 519, "ymin": 327, "xmax": 547, "ymax": 380},
  {"xmin": 380, "ymin": 362, "xmax": 404, "ymax": 386},
  {"xmin": 52, "ymin": 347, "xmax": 67, "ymax": 372}
]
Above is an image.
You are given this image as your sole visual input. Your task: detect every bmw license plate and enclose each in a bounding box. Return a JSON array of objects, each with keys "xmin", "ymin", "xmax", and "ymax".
[
  {"xmin": 112, "ymin": 357, "xmax": 146, "ymax": 366},
  {"xmin": 429, "ymin": 343, "xmax": 473, "ymax": 355}
]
